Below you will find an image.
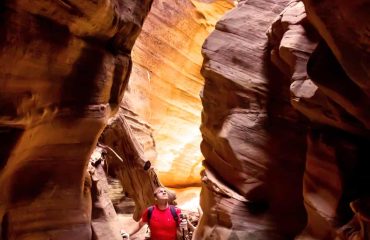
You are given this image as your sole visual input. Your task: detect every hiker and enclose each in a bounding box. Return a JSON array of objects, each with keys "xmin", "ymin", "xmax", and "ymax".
[{"xmin": 121, "ymin": 187, "xmax": 194, "ymax": 240}]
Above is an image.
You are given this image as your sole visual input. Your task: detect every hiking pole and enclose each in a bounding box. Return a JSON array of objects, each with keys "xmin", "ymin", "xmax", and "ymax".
[{"xmin": 180, "ymin": 213, "xmax": 188, "ymax": 240}]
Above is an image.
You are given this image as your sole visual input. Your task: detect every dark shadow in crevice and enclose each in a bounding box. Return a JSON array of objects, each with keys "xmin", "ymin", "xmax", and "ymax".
[
  {"xmin": 0, "ymin": 127, "xmax": 23, "ymax": 240},
  {"xmin": 262, "ymin": 41, "xmax": 308, "ymax": 238},
  {"xmin": 1, "ymin": 212, "xmax": 8, "ymax": 240},
  {"xmin": 0, "ymin": 127, "xmax": 23, "ymax": 171}
]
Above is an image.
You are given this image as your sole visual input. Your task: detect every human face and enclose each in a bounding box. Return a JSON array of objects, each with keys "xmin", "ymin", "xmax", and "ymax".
[{"xmin": 154, "ymin": 188, "xmax": 168, "ymax": 200}]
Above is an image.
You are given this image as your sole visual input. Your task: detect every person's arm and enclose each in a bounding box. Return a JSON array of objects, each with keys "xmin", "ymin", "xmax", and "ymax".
[
  {"xmin": 177, "ymin": 209, "xmax": 195, "ymax": 232},
  {"xmin": 128, "ymin": 219, "xmax": 146, "ymax": 236},
  {"xmin": 121, "ymin": 219, "xmax": 146, "ymax": 239},
  {"xmin": 187, "ymin": 220, "xmax": 195, "ymax": 231}
]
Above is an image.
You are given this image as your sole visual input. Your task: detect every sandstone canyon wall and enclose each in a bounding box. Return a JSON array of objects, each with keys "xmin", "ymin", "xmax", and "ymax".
[
  {"xmin": 0, "ymin": 0, "xmax": 152, "ymax": 239},
  {"xmin": 196, "ymin": 0, "xmax": 308, "ymax": 239},
  {"xmin": 124, "ymin": 0, "xmax": 235, "ymax": 188},
  {"xmin": 0, "ymin": 0, "xmax": 369, "ymax": 239},
  {"xmin": 94, "ymin": 0, "xmax": 235, "ymax": 225},
  {"xmin": 270, "ymin": 0, "xmax": 370, "ymax": 239},
  {"xmin": 196, "ymin": 0, "xmax": 370, "ymax": 239},
  {"xmin": 297, "ymin": 1, "xmax": 370, "ymax": 239}
]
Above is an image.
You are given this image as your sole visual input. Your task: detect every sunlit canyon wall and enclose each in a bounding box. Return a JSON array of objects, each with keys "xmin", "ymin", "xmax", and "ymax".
[{"xmin": 124, "ymin": 0, "xmax": 235, "ymax": 189}]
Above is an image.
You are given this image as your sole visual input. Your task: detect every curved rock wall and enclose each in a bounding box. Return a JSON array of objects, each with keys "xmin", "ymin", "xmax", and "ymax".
[
  {"xmin": 298, "ymin": 1, "xmax": 370, "ymax": 239},
  {"xmin": 196, "ymin": 0, "xmax": 370, "ymax": 239},
  {"xmin": 124, "ymin": 0, "xmax": 235, "ymax": 187},
  {"xmin": 302, "ymin": 0, "xmax": 370, "ymax": 99},
  {"xmin": 269, "ymin": 0, "xmax": 370, "ymax": 239},
  {"xmin": 99, "ymin": 106, "xmax": 165, "ymax": 221},
  {"xmin": 1, "ymin": 0, "xmax": 368, "ymax": 239},
  {"xmin": 0, "ymin": 0, "xmax": 152, "ymax": 239},
  {"xmin": 196, "ymin": 1, "xmax": 308, "ymax": 239}
]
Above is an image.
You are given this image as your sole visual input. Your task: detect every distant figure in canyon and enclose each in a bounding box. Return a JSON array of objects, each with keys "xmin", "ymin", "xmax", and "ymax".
[{"xmin": 121, "ymin": 186, "xmax": 195, "ymax": 240}]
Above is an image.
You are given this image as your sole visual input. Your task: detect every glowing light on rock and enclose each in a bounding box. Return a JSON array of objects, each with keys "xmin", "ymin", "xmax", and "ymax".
[{"xmin": 126, "ymin": 0, "xmax": 235, "ymax": 189}]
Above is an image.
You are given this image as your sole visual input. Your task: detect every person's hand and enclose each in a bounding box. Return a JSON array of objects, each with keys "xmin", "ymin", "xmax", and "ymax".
[{"xmin": 120, "ymin": 230, "xmax": 130, "ymax": 239}]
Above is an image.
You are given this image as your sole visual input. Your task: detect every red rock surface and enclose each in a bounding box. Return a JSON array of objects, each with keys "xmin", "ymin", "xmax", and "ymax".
[
  {"xmin": 196, "ymin": 1, "xmax": 309, "ymax": 239},
  {"xmin": 1, "ymin": 0, "xmax": 369, "ymax": 239},
  {"xmin": 0, "ymin": 0, "xmax": 152, "ymax": 239},
  {"xmin": 302, "ymin": 0, "xmax": 370, "ymax": 98},
  {"xmin": 268, "ymin": 1, "xmax": 370, "ymax": 239}
]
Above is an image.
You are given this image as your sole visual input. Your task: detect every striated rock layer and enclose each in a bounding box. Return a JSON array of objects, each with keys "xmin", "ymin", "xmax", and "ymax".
[
  {"xmin": 0, "ymin": 0, "xmax": 152, "ymax": 239},
  {"xmin": 88, "ymin": 148, "xmax": 122, "ymax": 240},
  {"xmin": 196, "ymin": 1, "xmax": 308, "ymax": 239},
  {"xmin": 302, "ymin": 0, "xmax": 370, "ymax": 99},
  {"xmin": 124, "ymin": 0, "xmax": 235, "ymax": 187},
  {"xmin": 95, "ymin": 0, "xmax": 234, "ymax": 226},
  {"xmin": 98, "ymin": 106, "xmax": 171, "ymax": 221},
  {"xmin": 268, "ymin": 0, "xmax": 370, "ymax": 239}
]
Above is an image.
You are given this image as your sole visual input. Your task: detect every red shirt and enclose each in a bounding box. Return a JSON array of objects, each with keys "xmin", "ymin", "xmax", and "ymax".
[{"xmin": 142, "ymin": 205, "xmax": 181, "ymax": 240}]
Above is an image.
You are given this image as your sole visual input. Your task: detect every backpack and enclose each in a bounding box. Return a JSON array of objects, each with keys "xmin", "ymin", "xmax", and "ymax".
[{"xmin": 147, "ymin": 205, "xmax": 179, "ymax": 226}]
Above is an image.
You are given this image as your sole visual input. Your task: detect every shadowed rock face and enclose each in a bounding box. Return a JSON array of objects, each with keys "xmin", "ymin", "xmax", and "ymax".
[
  {"xmin": 197, "ymin": 0, "xmax": 370, "ymax": 239},
  {"xmin": 270, "ymin": 0, "xmax": 370, "ymax": 239},
  {"xmin": 0, "ymin": 0, "xmax": 152, "ymax": 239},
  {"xmin": 297, "ymin": 1, "xmax": 370, "ymax": 239},
  {"xmin": 302, "ymin": 0, "xmax": 370, "ymax": 98},
  {"xmin": 196, "ymin": 1, "xmax": 308, "ymax": 239}
]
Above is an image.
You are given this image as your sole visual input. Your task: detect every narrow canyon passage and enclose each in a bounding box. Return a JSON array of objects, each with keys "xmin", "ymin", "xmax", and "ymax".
[{"xmin": 0, "ymin": 0, "xmax": 369, "ymax": 240}]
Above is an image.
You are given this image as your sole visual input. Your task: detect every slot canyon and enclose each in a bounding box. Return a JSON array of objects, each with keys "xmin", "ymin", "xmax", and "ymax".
[{"xmin": 0, "ymin": 0, "xmax": 369, "ymax": 240}]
